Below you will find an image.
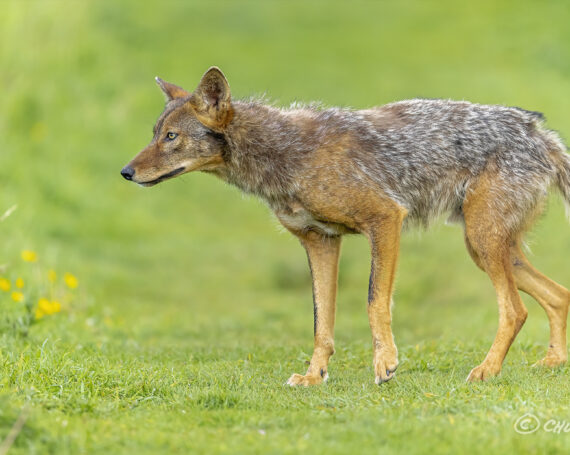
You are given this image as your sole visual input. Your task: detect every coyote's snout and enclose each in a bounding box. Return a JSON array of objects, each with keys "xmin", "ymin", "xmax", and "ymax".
[{"xmin": 122, "ymin": 67, "xmax": 570, "ymax": 386}]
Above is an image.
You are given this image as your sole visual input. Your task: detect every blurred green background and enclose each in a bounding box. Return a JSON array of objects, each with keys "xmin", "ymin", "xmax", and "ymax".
[{"xmin": 1, "ymin": 1, "xmax": 569, "ymax": 454}]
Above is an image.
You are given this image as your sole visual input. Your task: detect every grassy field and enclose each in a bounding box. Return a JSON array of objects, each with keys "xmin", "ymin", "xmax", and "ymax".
[{"xmin": 1, "ymin": 1, "xmax": 570, "ymax": 453}]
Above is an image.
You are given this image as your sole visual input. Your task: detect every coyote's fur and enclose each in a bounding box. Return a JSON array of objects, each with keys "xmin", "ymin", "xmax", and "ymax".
[{"xmin": 122, "ymin": 67, "xmax": 570, "ymax": 385}]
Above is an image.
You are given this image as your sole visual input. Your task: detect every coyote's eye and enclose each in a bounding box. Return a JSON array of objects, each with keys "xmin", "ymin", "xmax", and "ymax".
[{"xmin": 165, "ymin": 132, "xmax": 178, "ymax": 141}]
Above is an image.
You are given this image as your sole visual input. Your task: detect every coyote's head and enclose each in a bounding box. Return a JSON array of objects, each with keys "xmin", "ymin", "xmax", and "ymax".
[{"xmin": 121, "ymin": 67, "xmax": 232, "ymax": 186}]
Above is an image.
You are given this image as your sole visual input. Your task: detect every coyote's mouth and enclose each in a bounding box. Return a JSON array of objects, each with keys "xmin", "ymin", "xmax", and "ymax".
[{"xmin": 139, "ymin": 167, "xmax": 186, "ymax": 186}]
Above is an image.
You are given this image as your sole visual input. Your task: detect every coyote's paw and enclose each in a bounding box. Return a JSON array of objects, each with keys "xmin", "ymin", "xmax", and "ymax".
[
  {"xmin": 373, "ymin": 348, "xmax": 398, "ymax": 384},
  {"xmin": 286, "ymin": 370, "xmax": 328, "ymax": 387},
  {"xmin": 532, "ymin": 354, "xmax": 567, "ymax": 368},
  {"xmin": 466, "ymin": 362, "xmax": 500, "ymax": 382}
]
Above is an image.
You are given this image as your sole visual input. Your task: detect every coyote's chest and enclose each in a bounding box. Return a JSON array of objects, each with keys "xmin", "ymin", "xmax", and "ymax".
[{"xmin": 275, "ymin": 203, "xmax": 353, "ymax": 236}]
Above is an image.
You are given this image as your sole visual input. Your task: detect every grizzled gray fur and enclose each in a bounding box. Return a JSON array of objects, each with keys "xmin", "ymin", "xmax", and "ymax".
[{"xmin": 216, "ymin": 99, "xmax": 569, "ymax": 232}]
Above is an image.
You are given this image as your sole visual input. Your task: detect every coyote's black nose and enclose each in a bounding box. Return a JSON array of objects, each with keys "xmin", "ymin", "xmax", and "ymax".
[{"xmin": 121, "ymin": 166, "xmax": 135, "ymax": 181}]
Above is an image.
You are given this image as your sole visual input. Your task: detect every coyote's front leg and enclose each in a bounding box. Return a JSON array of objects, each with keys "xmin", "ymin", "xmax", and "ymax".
[
  {"xmin": 365, "ymin": 207, "xmax": 406, "ymax": 384},
  {"xmin": 286, "ymin": 230, "xmax": 341, "ymax": 386}
]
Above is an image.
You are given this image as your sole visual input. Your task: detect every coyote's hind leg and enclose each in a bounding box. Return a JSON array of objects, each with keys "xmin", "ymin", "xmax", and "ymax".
[
  {"xmin": 463, "ymin": 182, "xmax": 528, "ymax": 382},
  {"xmin": 510, "ymin": 244, "xmax": 569, "ymax": 367},
  {"xmin": 465, "ymin": 236, "xmax": 569, "ymax": 368}
]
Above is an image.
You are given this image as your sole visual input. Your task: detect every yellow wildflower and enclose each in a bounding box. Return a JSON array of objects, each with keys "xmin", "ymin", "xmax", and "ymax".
[
  {"xmin": 15, "ymin": 277, "xmax": 24, "ymax": 289},
  {"xmin": 35, "ymin": 308, "xmax": 44, "ymax": 320},
  {"xmin": 11, "ymin": 291, "xmax": 24, "ymax": 302},
  {"xmin": 48, "ymin": 269, "xmax": 57, "ymax": 283},
  {"xmin": 64, "ymin": 272, "xmax": 78, "ymax": 289},
  {"xmin": 38, "ymin": 298, "xmax": 51, "ymax": 313},
  {"xmin": 38, "ymin": 298, "xmax": 61, "ymax": 316},
  {"xmin": 0, "ymin": 277, "xmax": 10, "ymax": 292},
  {"xmin": 21, "ymin": 250, "xmax": 38, "ymax": 262}
]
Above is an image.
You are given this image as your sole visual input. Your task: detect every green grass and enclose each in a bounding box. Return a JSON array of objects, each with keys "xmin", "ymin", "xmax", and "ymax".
[{"xmin": 1, "ymin": 0, "xmax": 570, "ymax": 453}]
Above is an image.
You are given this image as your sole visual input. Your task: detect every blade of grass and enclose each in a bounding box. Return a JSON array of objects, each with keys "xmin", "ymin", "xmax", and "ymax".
[{"xmin": 0, "ymin": 205, "xmax": 17, "ymax": 223}]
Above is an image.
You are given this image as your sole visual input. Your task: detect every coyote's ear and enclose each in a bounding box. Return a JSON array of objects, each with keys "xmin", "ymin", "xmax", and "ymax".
[
  {"xmin": 189, "ymin": 67, "xmax": 233, "ymax": 131},
  {"xmin": 155, "ymin": 77, "xmax": 190, "ymax": 101}
]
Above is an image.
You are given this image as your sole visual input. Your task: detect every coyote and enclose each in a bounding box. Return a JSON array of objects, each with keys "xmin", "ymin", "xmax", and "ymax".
[{"xmin": 122, "ymin": 67, "xmax": 570, "ymax": 385}]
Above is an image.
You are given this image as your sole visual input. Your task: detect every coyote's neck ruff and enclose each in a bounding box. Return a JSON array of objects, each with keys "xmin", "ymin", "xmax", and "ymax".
[
  {"xmin": 213, "ymin": 100, "xmax": 309, "ymax": 204},
  {"xmin": 122, "ymin": 67, "xmax": 570, "ymax": 386}
]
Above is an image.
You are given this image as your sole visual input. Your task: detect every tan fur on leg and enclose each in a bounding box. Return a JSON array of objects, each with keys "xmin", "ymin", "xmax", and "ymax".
[
  {"xmin": 283, "ymin": 229, "xmax": 341, "ymax": 386},
  {"xmin": 510, "ymin": 245, "xmax": 570, "ymax": 367},
  {"xmin": 466, "ymin": 235, "xmax": 570, "ymax": 368},
  {"xmin": 364, "ymin": 205, "xmax": 407, "ymax": 384},
  {"xmin": 463, "ymin": 176, "xmax": 528, "ymax": 382}
]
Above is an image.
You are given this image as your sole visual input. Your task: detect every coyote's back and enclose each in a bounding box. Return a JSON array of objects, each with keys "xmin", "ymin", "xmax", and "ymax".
[{"xmin": 347, "ymin": 99, "xmax": 569, "ymax": 230}]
